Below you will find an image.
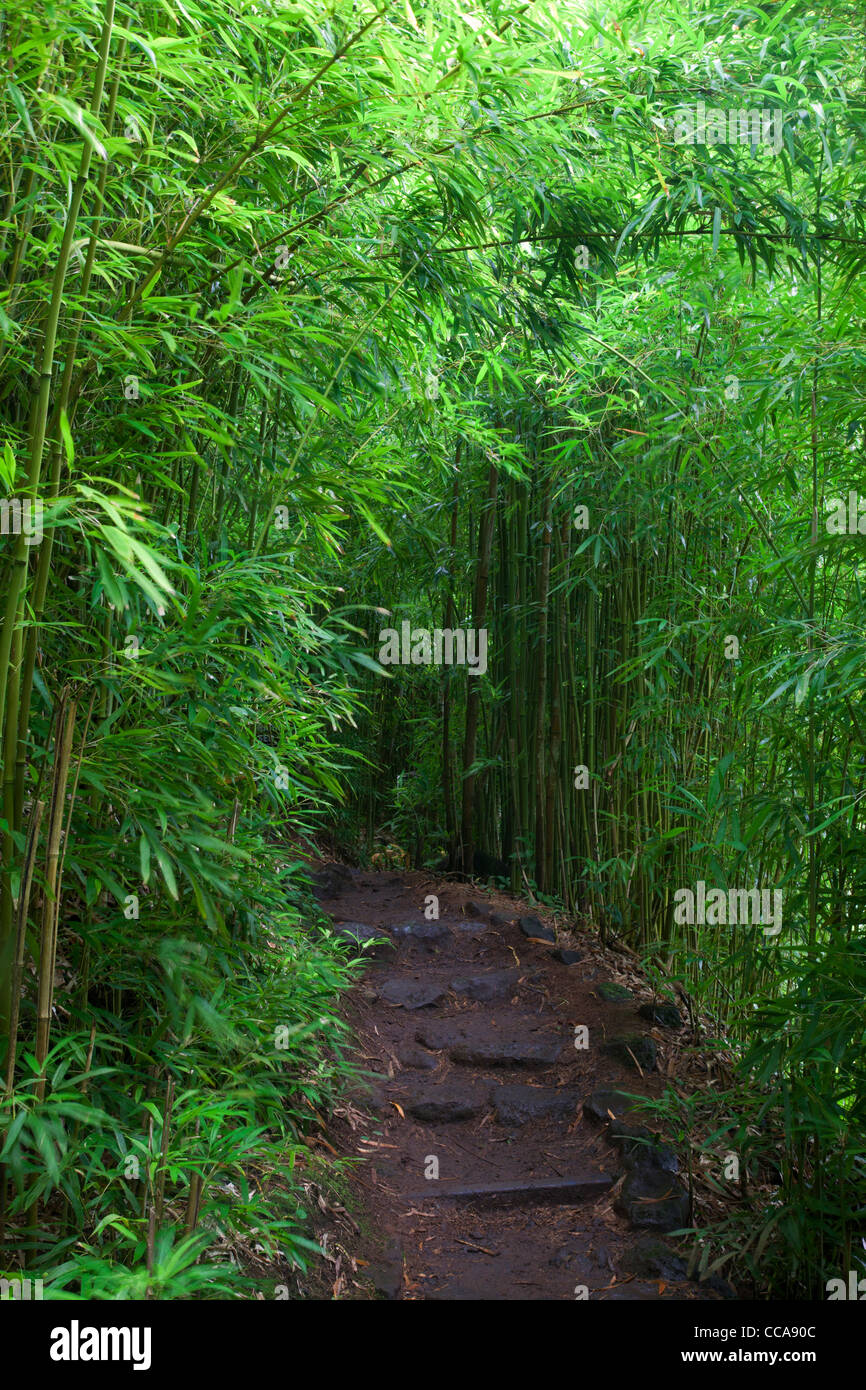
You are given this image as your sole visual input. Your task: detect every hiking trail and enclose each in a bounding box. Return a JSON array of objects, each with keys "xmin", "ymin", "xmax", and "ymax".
[{"xmin": 310, "ymin": 862, "xmax": 731, "ymax": 1302}]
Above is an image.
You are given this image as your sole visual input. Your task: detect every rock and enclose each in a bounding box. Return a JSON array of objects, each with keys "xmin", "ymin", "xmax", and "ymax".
[
  {"xmin": 455, "ymin": 920, "xmax": 488, "ymax": 936},
  {"xmin": 597, "ymin": 981, "xmax": 633, "ymax": 1003},
  {"xmin": 624, "ymin": 1141, "xmax": 679, "ymax": 1176},
  {"xmin": 450, "ymin": 1037, "xmax": 562, "ymax": 1068},
  {"xmin": 608, "ymin": 1120, "xmax": 679, "ymax": 1174},
  {"xmin": 451, "ymin": 968, "xmax": 521, "ymax": 1002},
  {"xmin": 638, "ymin": 1001, "xmax": 683, "ymax": 1029},
  {"xmin": 518, "ymin": 916, "xmax": 555, "ymax": 944},
  {"xmin": 392, "ymin": 921, "xmax": 450, "ymax": 947},
  {"xmin": 493, "ymin": 1083, "xmax": 582, "ymax": 1126},
  {"xmin": 614, "ymin": 1167, "xmax": 690, "ymax": 1231},
  {"xmin": 332, "ymin": 922, "xmax": 393, "ymax": 956},
  {"xmin": 601, "ymin": 1034, "xmax": 658, "ymax": 1072},
  {"xmin": 379, "ymin": 978, "xmax": 446, "ymax": 1010},
  {"xmin": 619, "ymin": 1236, "xmax": 689, "ymax": 1282},
  {"xmin": 415, "ymin": 1022, "xmax": 562, "ymax": 1069},
  {"xmin": 463, "ymin": 900, "xmax": 488, "ymax": 919},
  {"xmin": 583, "ymin": 1089, "xmax": 640, "ymax": 1122},
  {"xmin": 553, "ymin": 949, "xmax": 583, "ymax": 966},
  {"xmin": 414, "ymin": 1022, "xmax": 464, "ymax": 1052},
  {"xmin": 621, "ymin": 1232, "xmax": 735, "ymax": 1296},
  {"xmin": 405, "ymin": 1081, "xmax": 491, "ymax": 1123},
  {"xmin": 410, "ymin": 1173, "xmax": 613, "ymax": 1207},
  {"xmin": 489, "ymin": 911, "xmax": 514, "ymax": 928},
  {"xmin": 607, "ymin": 1118, "xmax": 652, "ymax": 1148}
]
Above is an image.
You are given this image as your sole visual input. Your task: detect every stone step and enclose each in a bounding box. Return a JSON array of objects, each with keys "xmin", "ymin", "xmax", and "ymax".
[
  {"xmin": 379, "ymin": 978, "xmax": 447, "ymax": 1010},
  {"xmin": 492, "ymin": 1082, "xmax": 583, "ymax": 1126},
  {"xmin": 409, "ymin": 1173, "xmax": 614, "ymax": 1208},
  {"xmin": 404, "ymin": 1081, "xmax": 492, "ymax": 1123},
  {"xmin": 392, "ymin": 921, "xmax": 450, "ymax": 948},
  {"xmin": 450, "ymin": 1037, "xmax": 562, "ymax": 1068},
  {"xmin": 450, "ymin": 967, "xmax": 522, "ymax": 1001},
  {"xmin": 415, "ymin": 1022, "xmax": 562, "ymax": 1068}
]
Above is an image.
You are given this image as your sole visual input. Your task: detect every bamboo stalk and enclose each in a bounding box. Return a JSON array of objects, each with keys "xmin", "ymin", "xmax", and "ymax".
[
  {"xmin": 184, "ymin": 1117, "xmax": 202, "ymax": 1236},
  {"xmin": 15, "ymin": 45, "xmax": 128, "ymax": 828},
  {"xmin": 0, "ymin": 0, "xmax": 117, "ymax": 746},
  {"xmin": 33, "ymin": 694, "xmax": 76, "ymax": 1103},
  {"xmin": 4, "ymin": 798, "xmax": 45, "ymax": 1094},
  {"xmin": 533, "ymin": 463, "xmax": 553, "ymax": 888},
  {"xmin": 442, "ymin": 448, "xmax": 461, "ymax": 859},
  {"xmin": 459, "ymin": 462, "xmax": 498, "ymax": 873}
]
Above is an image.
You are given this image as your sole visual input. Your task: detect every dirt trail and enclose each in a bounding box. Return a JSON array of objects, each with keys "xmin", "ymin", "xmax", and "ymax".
[{"xmin": 313, "ymin": 863, "xmax": 728, "ymax": 1302}]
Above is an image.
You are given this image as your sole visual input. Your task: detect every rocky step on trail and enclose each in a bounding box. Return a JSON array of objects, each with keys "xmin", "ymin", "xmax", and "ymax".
[{"xmin": 311, "ymin": 862, "xmax": 729, "ymax": 1302}]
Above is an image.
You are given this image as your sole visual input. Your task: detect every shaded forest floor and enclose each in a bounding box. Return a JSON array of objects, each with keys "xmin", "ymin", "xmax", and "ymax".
[{"xmin": 298, "ymin": 863, "xmax": 744, "ymax": 1301}]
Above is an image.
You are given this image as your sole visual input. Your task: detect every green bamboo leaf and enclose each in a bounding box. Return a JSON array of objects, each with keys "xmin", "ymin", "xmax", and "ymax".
[
  {"xmin": 59, "ymin": 409, "xmax": 75, "ymax": 465},
  {"xmin": 0, "ymin": 441, "xmax": 16, "ymax": 489},
  {"xmin": 154, "ymin": 845, "xmax": 179, "ymax": 900},
  {"xmin": 5, "ymin": 80, "xmax": 36, "ymax": 139},
  {"xmin": 139, "ymin": 833, "xmax": 152, "ymax": 885},
  {"xmin": 46, "ymin": 93, "xmax": 109, "ymax": 159}
]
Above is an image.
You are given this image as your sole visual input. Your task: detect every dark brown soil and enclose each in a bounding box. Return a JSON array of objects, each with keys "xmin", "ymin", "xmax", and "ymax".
[{"xmin": 313, "ymin": 863, "xmax": 731, "ymax": 1302}]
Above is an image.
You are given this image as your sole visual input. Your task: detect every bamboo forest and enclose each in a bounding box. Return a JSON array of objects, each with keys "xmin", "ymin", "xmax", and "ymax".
[{"xmin": 1, "ymin": 0, "xmax": 865, "ymax": 1346}]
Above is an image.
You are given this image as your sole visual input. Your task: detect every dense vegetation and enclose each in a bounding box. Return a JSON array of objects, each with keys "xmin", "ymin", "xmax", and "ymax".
[{"xmin": 1, "ymin": 0, "xmax": 864, "ymax": 1299}]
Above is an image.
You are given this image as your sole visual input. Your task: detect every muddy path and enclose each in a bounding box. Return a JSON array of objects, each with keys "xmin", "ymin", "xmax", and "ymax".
[{"xmin": 312, "ymin": 863, "xmax": 732, "ymax": 1302}]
